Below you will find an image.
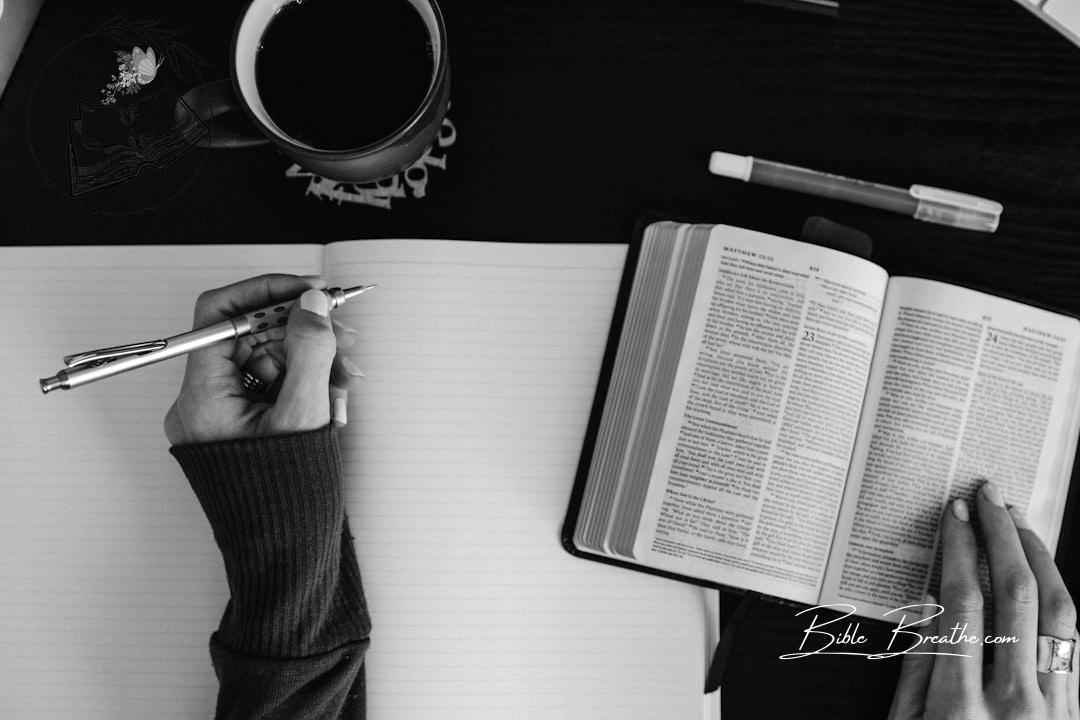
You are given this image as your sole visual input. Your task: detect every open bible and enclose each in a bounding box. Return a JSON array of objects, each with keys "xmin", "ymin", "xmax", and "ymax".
[{"xmin": 564, "ymin": 221, "xmax": 1080, "ymax": 621}]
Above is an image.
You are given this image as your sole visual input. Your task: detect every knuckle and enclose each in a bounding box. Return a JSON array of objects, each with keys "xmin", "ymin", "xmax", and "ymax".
[
  {"xmin": 194, "ymin": 289, "xmax": 215, "ymax": 309},
  {"xmin": 1045, "ymin": 590, "xmax": 1077, "ymax": 627},
  {"xmin": 941, "ymin": 581, "xmax": 984, "ymax": 614},
  {"xmin": 939, "ymin": 706, "xmax": 980, "ymax": 720},
  {"xmin": 997, "ymin": 695, "xmax": 1040, "ymax": 720},
  {"xmin": 163, "ymin": 405, "xmax": 177, "ymax": 437},
  {"xmin": 1001, "ymin": 569, "xmax": 1038, "ymax": 607},
  {"xmin": 1004, "ymin": 708, "xmax": 1038, "ymax": 720}
]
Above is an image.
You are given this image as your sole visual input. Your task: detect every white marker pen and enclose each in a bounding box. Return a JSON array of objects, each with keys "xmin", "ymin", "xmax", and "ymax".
[{"xmin": 708, "ymin": 150, "xmax": 1003, "ymax": 232}]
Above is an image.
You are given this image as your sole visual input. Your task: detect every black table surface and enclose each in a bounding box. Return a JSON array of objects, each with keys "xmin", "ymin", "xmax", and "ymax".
[{"xmin": 3, "ymin": 0, "xmax": 1080, "ymax": 717}]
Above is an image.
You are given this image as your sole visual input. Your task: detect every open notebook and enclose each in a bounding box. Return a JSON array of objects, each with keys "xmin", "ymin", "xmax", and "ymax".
[{"xmin": 0, "ymin": 240, "xmax": 718, "ymax": 720}]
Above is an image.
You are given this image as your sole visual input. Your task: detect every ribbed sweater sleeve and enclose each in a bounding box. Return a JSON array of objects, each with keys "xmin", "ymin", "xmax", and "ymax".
[{"xmin": 169, "ymin": 424, "xmax": 370, "ymax": 720}]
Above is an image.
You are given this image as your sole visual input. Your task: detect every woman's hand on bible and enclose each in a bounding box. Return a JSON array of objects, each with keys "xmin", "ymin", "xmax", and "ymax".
[
  {"xmin": 887, "ymin": 480, "xmax": 1079, "ymax": 720},
  {"xmin": 164, "ymin": 274, "xmax": 358, "ymax": 445}
]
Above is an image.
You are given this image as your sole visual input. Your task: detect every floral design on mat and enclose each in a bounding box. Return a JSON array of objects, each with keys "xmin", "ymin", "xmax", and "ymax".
[{"xmin": 100, "ymin": 46, "xmax": 163, "ymax": 105}]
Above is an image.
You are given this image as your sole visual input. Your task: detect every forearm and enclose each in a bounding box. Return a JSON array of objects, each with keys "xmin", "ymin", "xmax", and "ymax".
[{"xmin": 171, "ymin": 424, "xmax": 370, "ymax": 719}]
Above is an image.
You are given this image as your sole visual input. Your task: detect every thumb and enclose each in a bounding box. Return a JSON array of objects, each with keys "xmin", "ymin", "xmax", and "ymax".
[{"xmin": 274, "ymin": 289, "xmax": 337, "ymax": 431}]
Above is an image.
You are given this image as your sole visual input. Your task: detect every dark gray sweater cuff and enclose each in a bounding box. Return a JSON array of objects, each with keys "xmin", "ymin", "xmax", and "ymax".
[{"xmin": 170, "ymin": 425, "xmax": 370, "ymax": 659}]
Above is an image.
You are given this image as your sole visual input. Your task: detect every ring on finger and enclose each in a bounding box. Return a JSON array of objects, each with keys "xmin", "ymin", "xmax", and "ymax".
[
  {"xmin": 240, "ymin": 371, "xmax": 269, "ymax": 395},
  {"xmin": 1036, "ymin": 634, "xmax": 1078, "ymax": 674}
]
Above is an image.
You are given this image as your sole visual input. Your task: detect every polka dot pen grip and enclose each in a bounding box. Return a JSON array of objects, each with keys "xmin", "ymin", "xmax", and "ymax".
[
  {"xmin": 236, "ymin": 286, "xmax": 370, "ymax": 334},
  {"xmin": 40, "ymin": 285, "xmax": 375, "ymax": 393},
  {"xmin": 240, "ymin": 299, "xmax": 295, "ymax": 334}
]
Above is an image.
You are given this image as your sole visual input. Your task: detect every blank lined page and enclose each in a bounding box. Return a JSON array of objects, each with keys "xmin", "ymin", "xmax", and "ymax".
[
  {"xmin": 0, "ymin": 240, "xmax": 712, "ymax": 720},
  {"xmin": 324, "ymin": 240, "xmax": 711, "ymax": 720},
  {"xmin": 0, "ymin": 244, "xmax": 322, "ymax": 719}
]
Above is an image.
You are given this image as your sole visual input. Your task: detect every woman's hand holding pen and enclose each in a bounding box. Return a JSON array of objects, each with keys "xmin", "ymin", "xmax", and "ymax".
[
  {"xmin": 164, "ymin": 274, "xmax": 362, "ymax": 445},
  {"xmin": 887, "ymin": 480, "xmax": 1079, "ymax": 720}
]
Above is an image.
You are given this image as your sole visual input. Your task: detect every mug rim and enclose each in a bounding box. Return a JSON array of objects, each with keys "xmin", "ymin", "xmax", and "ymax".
[{"xmin": 229, "ymin": 0, "xmax": 449, "ymax": 158}]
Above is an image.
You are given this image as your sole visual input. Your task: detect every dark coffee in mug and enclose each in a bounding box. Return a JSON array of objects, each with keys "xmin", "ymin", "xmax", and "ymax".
[{"xmin": 255, "ymin": 0, "xmax": 434, "ymax": 151}]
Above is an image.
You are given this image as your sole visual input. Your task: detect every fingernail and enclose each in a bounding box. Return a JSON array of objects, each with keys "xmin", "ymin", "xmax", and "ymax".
[
  {"xmin": 952, "ymin": 498, "xmax": 970, "ymax": 522},
  {"xmin": 300, "ymin": 289, "xmax": 329, "ymax": 317},
  {"xmin": 301, "ymin": 275, "xmax": 328, "ymax": 289},
  {"xmin": 340, "ymin": 356, "xmax": 366, "ymax": 377},
  {"xmin": 333, "ymin": 397, "xmax": 347, "ymax": 426},
  {"xmin": 981, "ymin": 481, "xmax": 1005, "ymax": 507},
  {"xmin": 1008, "ymin": 505, "xmax": 1032, "ymax": 530},
  {"xmin": 336, "ymin": 332, "xmax": 357, "ymax": 348}
]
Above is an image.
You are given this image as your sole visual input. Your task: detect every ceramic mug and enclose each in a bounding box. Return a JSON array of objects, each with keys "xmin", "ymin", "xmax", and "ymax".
[{"xmin": 174, "ymin": 0, "xmax": 449, "ymax": 183}]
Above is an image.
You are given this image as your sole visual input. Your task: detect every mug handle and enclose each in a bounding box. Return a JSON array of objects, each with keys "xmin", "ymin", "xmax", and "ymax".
[{"xmin": 175, "ymin": 79, "xmax": 269, "ymax": 149}]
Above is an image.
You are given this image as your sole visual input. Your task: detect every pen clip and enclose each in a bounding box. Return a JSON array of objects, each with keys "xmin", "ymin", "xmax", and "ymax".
[{"xmin": 63, "ymin": 340, "xmax": 167, "ymax": 369}]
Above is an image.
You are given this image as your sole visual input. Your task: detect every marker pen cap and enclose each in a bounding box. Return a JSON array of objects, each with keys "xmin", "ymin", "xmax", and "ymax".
[{"xmin": 910, "ymin": 185, "xmax": 1003, "ymax": 233}]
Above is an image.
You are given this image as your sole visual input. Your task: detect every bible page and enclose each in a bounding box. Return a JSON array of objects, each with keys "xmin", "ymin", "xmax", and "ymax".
[
  {"xmin": 0, "ymin": 244, "xmax": 323, "ymax": 719},
  {"xmin": 321, "ymin": 239, "xmax": 715, "ymax": 720},
  {"xmin": 820, "ymin": 278, "xmax": 1080, "ymax": 620},
  {"xmin": 631, "ymin": 226, "xmax": 889, "ymax": 604}
]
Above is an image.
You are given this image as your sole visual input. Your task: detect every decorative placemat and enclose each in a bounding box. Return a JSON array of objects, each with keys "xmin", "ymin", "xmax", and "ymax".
[
  {"xmin": 26, "ymin": 16, "xmax": 209, "ymax": 214},
  {"xmin": 284, "ymin": 114, "xmax": 457, "ymax": 209}
]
